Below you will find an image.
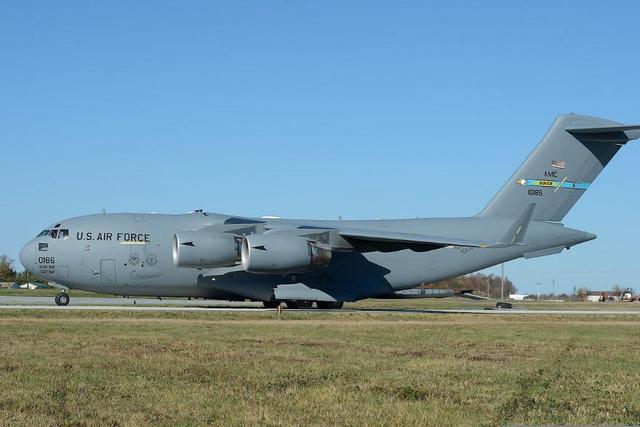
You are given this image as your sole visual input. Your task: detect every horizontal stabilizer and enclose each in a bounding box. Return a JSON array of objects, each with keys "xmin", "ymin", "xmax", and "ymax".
[
  {"xmin": 566, "ymin": 124, "xmax": 640, "ymax": 143},
  {"xmin": 523, "ymin": 246, "xmax": 565, "ymax": 259}
]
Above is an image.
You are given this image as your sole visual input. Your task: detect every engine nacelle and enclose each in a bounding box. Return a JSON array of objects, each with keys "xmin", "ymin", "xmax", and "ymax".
[
  {"xmin": 172, "ymin": 231, "xmax": 239, "ymax": 268},
  {"xmin": 241, "ymin": 233, "xmax": 332, "ymax": 274}
]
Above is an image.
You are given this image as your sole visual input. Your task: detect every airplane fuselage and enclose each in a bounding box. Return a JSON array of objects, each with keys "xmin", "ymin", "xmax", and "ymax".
[{"xmin": 19, "ymin": 211, "xmax": 593, "ymax": 302}]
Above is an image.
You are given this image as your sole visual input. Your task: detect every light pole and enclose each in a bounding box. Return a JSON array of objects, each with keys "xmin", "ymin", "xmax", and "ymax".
[
  {"xmin": 501, "ymin": 263, "xmax": 505, "ymax": 300},
  {"xmin": 536, "ymin": 282, "xmax": 541, "ymax": 301}
]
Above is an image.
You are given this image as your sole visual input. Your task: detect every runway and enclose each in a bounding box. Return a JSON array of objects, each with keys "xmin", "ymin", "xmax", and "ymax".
[
  {"xmin": 1, "ymin": 296, "xmax": 640, "ymax": 315},
  {"xmin": 0, "ymin": 296, "xmax": 264, "ymax": 307}
]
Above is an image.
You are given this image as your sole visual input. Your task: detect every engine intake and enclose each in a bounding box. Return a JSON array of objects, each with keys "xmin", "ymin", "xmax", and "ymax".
[
  {"xmin": 241, "ymin": 233, "xmax": 331, "ymax": 274},
  {"xmin": 173, "ymin": 231, "xmax": 239, "ymax": 268}
]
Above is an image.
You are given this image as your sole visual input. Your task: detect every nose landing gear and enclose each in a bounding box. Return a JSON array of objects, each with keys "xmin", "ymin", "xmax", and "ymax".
[{"xmin": 55, "ymin": 293, "xmax": 70, "ymax": 306}]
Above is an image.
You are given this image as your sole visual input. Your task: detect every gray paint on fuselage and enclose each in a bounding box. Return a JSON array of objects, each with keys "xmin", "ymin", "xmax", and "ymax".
[{"xmin": 20, "ymin": 212, "xmax": 592, "ymax": 301}]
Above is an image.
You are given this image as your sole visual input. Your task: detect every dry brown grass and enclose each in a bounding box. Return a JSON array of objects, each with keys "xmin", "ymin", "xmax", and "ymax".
[{"xmin": 0, "ymin": 310, "xmax": 639, "ymax": 426}]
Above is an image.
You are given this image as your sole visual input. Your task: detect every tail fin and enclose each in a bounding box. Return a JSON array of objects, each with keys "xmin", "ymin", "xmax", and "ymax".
[{"xmin": 478, "ymin": 114, "xmax": 640, "ymax": 221}]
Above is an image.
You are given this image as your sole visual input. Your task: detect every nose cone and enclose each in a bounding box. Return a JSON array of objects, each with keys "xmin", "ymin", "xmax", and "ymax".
[{"xmin": 19, "ymin": 242, "xmax": 34, "ymax": 272}]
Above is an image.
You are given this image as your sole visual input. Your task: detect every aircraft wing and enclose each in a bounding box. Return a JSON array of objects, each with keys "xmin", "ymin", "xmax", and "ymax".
[
  {"xmin": 338, "ymin": 203, "xmax": 535, "ymax": 253},
  {"xmin": 338, "ymin": 229, "xmax": 494, "ymax": 252}
]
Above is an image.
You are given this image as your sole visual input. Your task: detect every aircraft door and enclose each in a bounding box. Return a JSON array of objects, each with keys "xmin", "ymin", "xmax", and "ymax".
[
  {"xmin": 58, "ymin": 265, "xmax": 69, "ymax": 280},
  {"xmin": 100, "ymin": 259, "xmax": 117, "ymax": 284}
]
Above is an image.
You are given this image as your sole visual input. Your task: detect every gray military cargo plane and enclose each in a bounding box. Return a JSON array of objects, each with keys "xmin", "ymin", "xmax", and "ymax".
[{"xmin": 19, "ymin": 114, "xmax": 640, "ymax": 307}]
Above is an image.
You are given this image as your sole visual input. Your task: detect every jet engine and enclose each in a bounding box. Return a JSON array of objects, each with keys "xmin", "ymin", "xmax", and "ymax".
[
  {"xmin": 241, "ymin": 233, "xmax": 332, "ymax": 274},
  {"xmin": 172, "ymin": 231, "xmax": 240, "ymax": 268}
]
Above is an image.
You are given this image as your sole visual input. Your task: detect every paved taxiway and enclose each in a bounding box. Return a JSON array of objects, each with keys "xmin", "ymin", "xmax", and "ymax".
[
  {"xmin": 0, "ymin": 296, "xmax": 263, "ymax": 307},
  {"xmin": 1, "ymin": 296, "xmax": 640, "ymax": 315}
]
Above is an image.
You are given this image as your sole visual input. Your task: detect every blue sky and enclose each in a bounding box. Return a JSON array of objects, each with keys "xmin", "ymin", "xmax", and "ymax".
[{"xmin": 1, "ymin": 1, "xmax": 639, "ymax": 294}]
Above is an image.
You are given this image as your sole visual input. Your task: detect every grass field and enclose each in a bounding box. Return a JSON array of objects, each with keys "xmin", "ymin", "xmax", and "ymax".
[{"xmin": 1, "ymin": 310, "xmax": 639, "ymax": 426}]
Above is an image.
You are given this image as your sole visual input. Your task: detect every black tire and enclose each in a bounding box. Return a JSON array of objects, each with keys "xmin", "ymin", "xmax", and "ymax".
[
  {"xmin": 55, "ymin": 293, "xmax": 70, "ymax": 306},
  {"xmin": 317, "ymin": 301, "xmax": 344, "ymax": 310},
  {"xmin": 262, "ymin": 300, "xmax": 281, "ymax": 309},
  {"xmin": 285, "ymin": 300, "xmax": 300, "ymax": 309},
  {"xmin": 296, "ymin": 300, "xmax": 313, "ymax": 309}
]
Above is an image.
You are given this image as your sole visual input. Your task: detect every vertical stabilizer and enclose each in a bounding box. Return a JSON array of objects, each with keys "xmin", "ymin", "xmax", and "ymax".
[{"xmin": 478, "ymin": 114, "xmax": 640, "ymax": 221}]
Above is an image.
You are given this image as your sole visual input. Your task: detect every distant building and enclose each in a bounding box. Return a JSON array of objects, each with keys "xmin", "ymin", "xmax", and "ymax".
[
  {"xmin": 586, "ymin": 291, "xmax": 620, "ymax": 302},
  {"xmin": 509, "ymin": 294, "xmax": 529, "ymax": 301}
]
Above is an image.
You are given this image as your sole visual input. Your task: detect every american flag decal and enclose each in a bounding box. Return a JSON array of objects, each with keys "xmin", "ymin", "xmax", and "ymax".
[{"xmin": 551, "ymin": 160, "xmax": 566, "ymax": 169}]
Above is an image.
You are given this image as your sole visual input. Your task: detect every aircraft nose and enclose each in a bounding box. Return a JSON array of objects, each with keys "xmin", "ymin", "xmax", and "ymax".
[{"xmin": 19, "ymin": 241, "xmax": 34, "ymax": 272}]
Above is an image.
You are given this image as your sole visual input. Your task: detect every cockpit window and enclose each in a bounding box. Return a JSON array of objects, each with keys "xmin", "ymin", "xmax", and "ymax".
[
  {"xmin": 48, "ymin": 229, "xmax": 69, "ymax": 239},
  {"xmin": 37, "ymin": 230, "xmax": 50, "ymax": 237}
]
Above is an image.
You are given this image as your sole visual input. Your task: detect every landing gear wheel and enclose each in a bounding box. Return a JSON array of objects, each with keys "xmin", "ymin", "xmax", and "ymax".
[
  {"xmin": 317, "ymin": 301, "xmax": 344, "ymax": 309},
  {"xmin": 296, "ymin": 300, "xmax": 313, "ymax": 309},
  {"xmin": 263, "ymin": 300, "xmax": 281, "ymax": 309},
  {"xmin": 285, "ymin": 300, "xmax": 300, "ymax": 309},
  {"xmin": 55, "ymin": 293, "xmax": 70, "ymax": 306}
]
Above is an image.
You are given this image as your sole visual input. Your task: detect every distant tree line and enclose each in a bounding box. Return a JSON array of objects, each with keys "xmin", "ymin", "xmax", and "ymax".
[
  {"xmin": 0, "ymin": 255, "xmax": 46, "ymax": 284},
  {"xmin": 429, "ymin": 273, "xmax": 517, "ymax": 298}
]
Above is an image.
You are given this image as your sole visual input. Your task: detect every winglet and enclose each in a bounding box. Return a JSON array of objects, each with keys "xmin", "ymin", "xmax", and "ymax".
[{"xmin": 494, "ymin": 203, "xmax": 536, "ymax": 247}]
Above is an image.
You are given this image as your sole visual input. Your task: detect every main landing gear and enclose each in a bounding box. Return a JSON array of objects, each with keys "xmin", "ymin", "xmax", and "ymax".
[
  {"xmin": 262, "ymin": 300, "xmax": 280, "ymax": 309},
  {"xmin": 285, "ymin": 300, "xmax": 314, "ymax": 309},
  {"xmin": 262, "ymin": 300, "xmax": 344, "ymax": 309},
  {"xmin": 316, "ymin": 301, "xmax": 344, "ymax": 309},
  {"xmin": 55, "ymin": 292, "xmax": 70, "ymax": 306}
]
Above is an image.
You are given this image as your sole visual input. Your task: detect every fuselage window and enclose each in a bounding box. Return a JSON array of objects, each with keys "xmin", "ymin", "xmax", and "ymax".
[
  {"xmin": 37, "ymin": 230, "xmax": 50, "ymax": 237},
  {"xmin": 49, "ymin": 230, "xmax": 58, "ymax": 239}
]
